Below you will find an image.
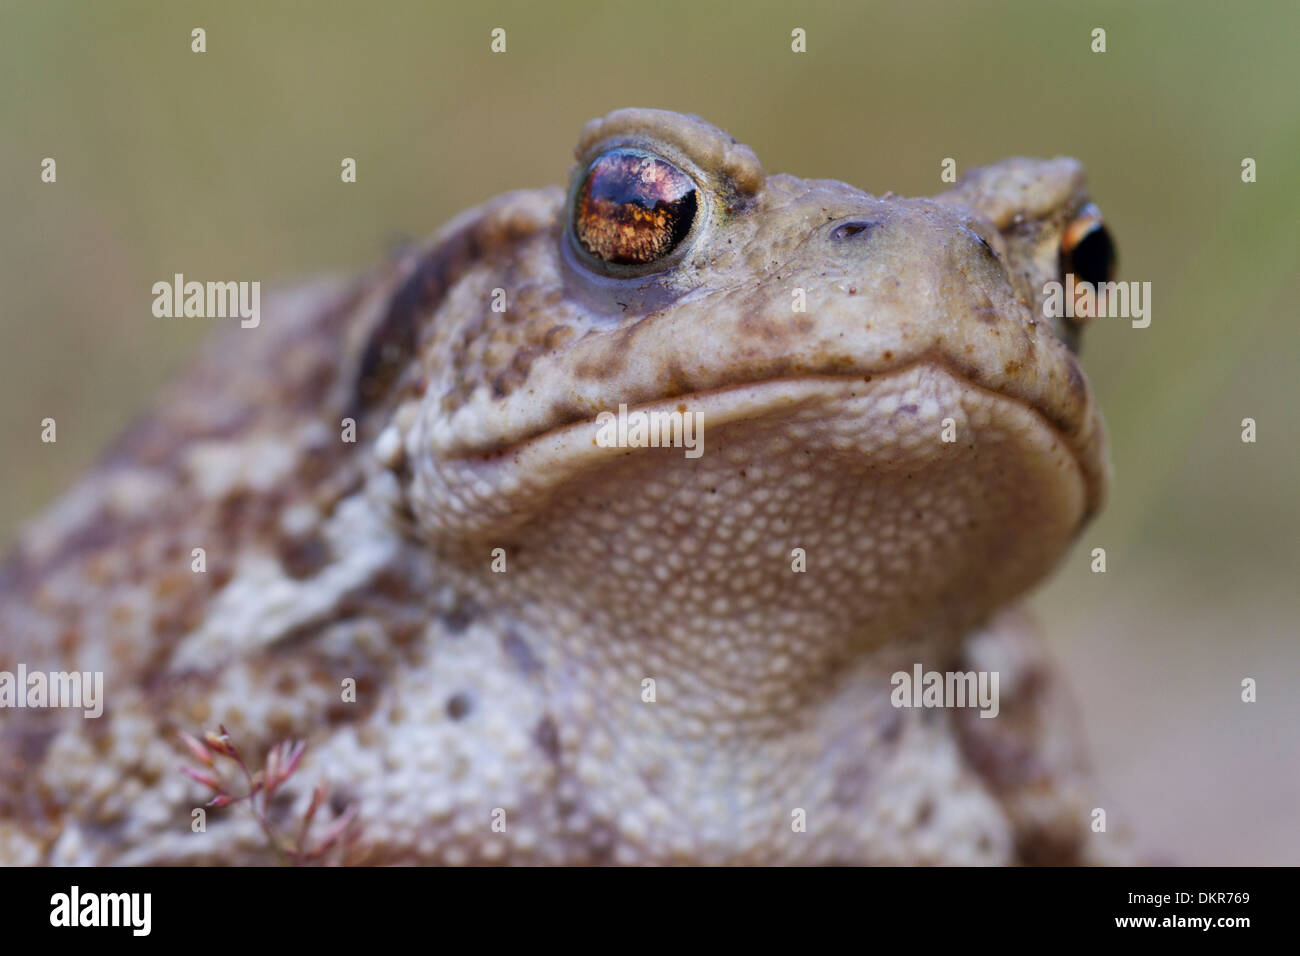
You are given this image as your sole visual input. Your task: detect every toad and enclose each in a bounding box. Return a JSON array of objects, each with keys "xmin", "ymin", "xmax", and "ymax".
[{"xmin": 0, "ymin": 108, "xmax": 1124, "ymax": 865}]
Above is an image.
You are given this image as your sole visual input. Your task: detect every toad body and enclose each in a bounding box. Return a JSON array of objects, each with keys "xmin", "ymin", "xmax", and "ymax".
[{"xmin": 0, "ymin": 109, "xmax": 1124, "ymax": 865}]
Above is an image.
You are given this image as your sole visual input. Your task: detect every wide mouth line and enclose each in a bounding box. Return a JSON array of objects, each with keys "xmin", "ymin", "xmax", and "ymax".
[{"xmin": 447, "ymin": 353, "xmax": 1096, "ymax": 481}]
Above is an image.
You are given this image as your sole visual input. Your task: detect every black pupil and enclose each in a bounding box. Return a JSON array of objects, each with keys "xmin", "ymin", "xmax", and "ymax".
[{"xmin": 1068, "ymin": 225, "xmax": 1115, "ymax": 286}]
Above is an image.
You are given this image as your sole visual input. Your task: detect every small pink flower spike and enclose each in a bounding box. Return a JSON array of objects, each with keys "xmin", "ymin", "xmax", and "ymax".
[
  {"xmin": 180, "ymin": 765, "xmax": 222, "ymax": 791},
  {"xmin": 179, "ymin": 731, "xmax": 214, "ymax": 767}
]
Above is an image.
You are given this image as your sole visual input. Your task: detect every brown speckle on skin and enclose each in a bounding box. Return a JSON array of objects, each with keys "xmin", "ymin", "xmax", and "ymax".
[
  {"xmin": 880, "ymin": 708, "xmax": 904, "ymax": 746},
  {"xmin": 543, "ymin": 324, "xmax": 576, "ymax": 350},
  {"xmin": 585, "ymin": 817, "xmax": 619, "ymax": 861},
  {"xmin": 277, "ymin": 531, "xmax": 332, "ymax": 580},
  {"xmin": 446, "ymin": 693, "xmax": 473, "ymax": 721},
  {"xmin": 502, "ymin": 630, "xmax": 542, "ymax": 676},
  {"xmin": 1064, "ymin": 352, "xmax": 1087, "ymax": 405},
  {"xmin": 442, "ymin": 598, "xmax": 480, "ymax": 635},
  {"xmin": 533, "ymin": 715, "xmax": 561, "ymax": 762},
  {"xmin": 915, "ymin": 798, "xmax": 934, "ymax": 827}
]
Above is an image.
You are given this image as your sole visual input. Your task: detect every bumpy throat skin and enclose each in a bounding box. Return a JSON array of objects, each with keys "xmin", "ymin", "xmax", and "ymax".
[{"xmin": 0, "ymin": 109, "xmax": 1120, "ymax": 865}]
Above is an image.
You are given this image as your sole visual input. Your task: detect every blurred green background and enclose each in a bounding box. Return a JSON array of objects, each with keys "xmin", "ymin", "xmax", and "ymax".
[{"xmin": 1, "ymin": 0, "xmax": 1296, "ymax": 862}]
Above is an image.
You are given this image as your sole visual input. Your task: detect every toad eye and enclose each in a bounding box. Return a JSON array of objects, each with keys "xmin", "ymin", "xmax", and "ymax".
[
  {"xmin": 1060, "ymin": 203, "xmax": 1116, "ymax": 287},
  {"xmin": 571, "ymin": 148, "xmax": 699, "ymax": 270}
]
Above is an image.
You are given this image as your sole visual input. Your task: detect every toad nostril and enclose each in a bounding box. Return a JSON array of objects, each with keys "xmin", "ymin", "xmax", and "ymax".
[
  {"xmin": 830, "ymin": 219, "xmax": 879, "ymax": 241},
  {"xmin": 960, "ymin": 225, "xmax": 999, "ymax": 260}
]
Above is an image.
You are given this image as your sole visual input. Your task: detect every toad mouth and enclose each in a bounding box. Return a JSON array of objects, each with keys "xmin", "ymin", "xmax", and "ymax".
[{"xmin": 446, "ymin": 356, "xmax": 1106, "ymax": 521}]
